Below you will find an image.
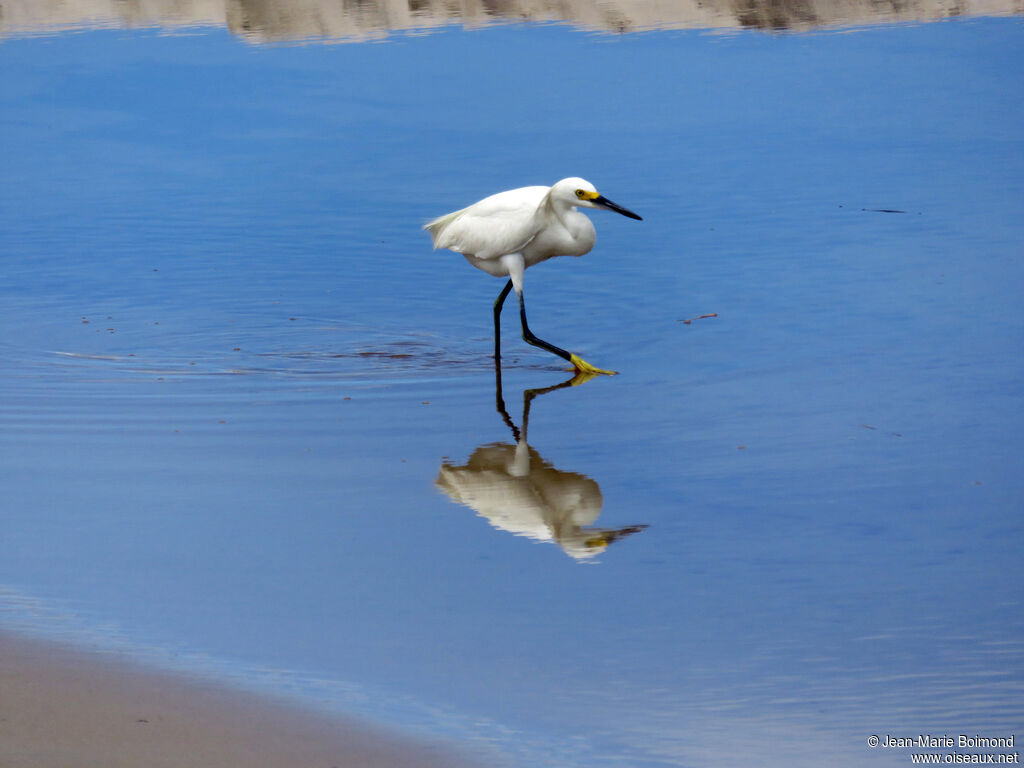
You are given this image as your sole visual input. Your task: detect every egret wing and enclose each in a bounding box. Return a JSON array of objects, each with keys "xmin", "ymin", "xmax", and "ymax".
[{"xmin": 424, "ymin": 186, "xmax": 548, "ymax": 260}]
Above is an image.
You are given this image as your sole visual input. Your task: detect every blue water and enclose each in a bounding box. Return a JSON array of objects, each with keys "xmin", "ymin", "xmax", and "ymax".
[{"xmin": 2, "ymin": 14, "xmax": 1023, "ymax": 768}]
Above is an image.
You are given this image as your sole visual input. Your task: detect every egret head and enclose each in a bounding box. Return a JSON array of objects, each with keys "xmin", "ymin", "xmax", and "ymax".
[{"xmin": 554, "ymin": 177, "xmax": 642, "ymax": 221}]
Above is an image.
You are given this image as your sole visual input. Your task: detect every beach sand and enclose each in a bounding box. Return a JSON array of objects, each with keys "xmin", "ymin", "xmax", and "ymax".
[{"xmin": 0, "ymin": 630, "xmax": 482, "ymax": 768}]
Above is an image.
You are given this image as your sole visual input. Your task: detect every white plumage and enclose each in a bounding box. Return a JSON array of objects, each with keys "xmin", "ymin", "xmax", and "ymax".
[{"xmin": 424, "ymin": 177, "xmax": 641, "ymax": 374}]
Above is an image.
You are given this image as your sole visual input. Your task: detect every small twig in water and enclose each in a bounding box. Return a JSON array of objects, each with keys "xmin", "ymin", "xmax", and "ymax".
[{"xmin": 679, "ymin": 313, "xmax": 718, "ymax": 325}]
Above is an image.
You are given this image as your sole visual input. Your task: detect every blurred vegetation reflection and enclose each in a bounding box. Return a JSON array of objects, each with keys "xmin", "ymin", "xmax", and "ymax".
[
  {"xmin": 436, "ymin": 363, "xmax": 647, "ymax": 561},
  {"xmin": 2, "ymin": 0, "xmax": 1020, "ymax": 41}
]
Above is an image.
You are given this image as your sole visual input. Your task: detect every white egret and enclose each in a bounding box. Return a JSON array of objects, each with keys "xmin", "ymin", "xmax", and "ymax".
[{"xmin": 424, "ymin": 177, "xmax": 642, "ymax": 374}]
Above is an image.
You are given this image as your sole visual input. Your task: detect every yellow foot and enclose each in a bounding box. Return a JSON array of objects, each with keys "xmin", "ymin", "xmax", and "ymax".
[{"xmin": 569, "ymin": 354, "xmax": 618, "ymax": 376}]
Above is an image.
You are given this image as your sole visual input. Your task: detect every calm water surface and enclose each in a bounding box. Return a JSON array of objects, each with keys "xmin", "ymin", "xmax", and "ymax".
[{"xmin": 1, "ymin": 7, "xmax": 1023, "ymax": 767}]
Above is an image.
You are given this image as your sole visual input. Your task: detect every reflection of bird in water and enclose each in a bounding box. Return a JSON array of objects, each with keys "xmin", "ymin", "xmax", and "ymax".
[
  {"xmin": 435, "ymin": 365, "xmax": 647, "ymax": 560},
  {"xmin": 424, "ymin": 177, "xmax": 641, "ymax": 375}
]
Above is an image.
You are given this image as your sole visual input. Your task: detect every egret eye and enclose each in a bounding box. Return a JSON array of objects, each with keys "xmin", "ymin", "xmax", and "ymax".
[{"xmin": 575, "ymin": 189, "xmax": 585, "ymax": 199}]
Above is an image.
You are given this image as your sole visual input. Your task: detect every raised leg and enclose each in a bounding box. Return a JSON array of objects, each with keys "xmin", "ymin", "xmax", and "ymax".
[
  {"xmin": 517, "ymin": 291, "xmax": 617, "ymax": 375},
  {"xmin": 517, "ymin": 290, "xmax": 572, "ymax": 362}
]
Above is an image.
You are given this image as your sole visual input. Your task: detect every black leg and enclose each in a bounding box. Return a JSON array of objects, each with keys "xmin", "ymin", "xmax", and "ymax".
[
  {"xmin": 518, "ymin": 291, "xmax": 573, "ymax": 363},
  {"xmin": 493, "ymin": 279, "xmax": 513, "ymax": 362}
]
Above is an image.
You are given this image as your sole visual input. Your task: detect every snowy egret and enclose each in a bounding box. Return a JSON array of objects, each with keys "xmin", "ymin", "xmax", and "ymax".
[{"xmin": 424, "ymin": 177, "xmax": 642, "ymax": 374}]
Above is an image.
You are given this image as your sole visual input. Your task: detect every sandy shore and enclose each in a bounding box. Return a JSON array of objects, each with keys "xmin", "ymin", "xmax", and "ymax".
[{"xmin": 0, "ymin": 630, "xmax": 483, "ymax": 768}]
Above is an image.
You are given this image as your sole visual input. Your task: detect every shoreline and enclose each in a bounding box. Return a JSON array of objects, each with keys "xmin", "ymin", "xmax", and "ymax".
[{"xmin": 0, "ymin": 629, "xmax": 484, "ymax": 768}]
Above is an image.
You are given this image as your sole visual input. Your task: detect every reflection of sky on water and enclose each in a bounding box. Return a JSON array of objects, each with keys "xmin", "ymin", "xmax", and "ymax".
[{"xmin": 2, "ymin": 11, "xmax": 1023, "ymax": 768}]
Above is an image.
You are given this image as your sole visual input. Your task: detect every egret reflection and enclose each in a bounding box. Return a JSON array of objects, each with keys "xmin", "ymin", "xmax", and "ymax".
[{"xmin": 436, "ymin": 365, "xmax": 647, "ymax": 561}]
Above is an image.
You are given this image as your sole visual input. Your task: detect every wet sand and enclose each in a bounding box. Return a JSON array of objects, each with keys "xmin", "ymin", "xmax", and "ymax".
[{"xmin": 0, "ymin": 630, "xmax": 481, "ymax": 768}]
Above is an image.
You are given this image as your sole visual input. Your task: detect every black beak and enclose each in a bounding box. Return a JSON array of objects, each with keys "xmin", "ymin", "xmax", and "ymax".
[{"xmin": 594, "ymin": 195, "xmax": 642, "ymax": 221}]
